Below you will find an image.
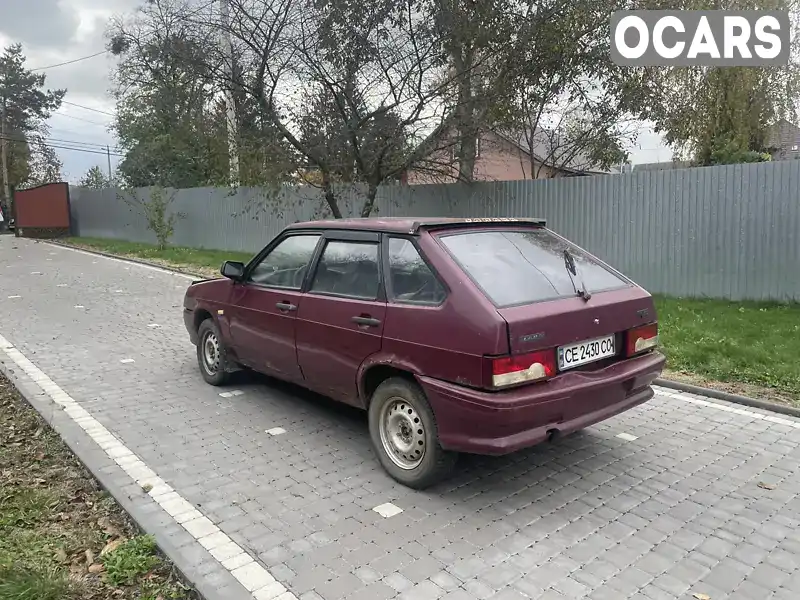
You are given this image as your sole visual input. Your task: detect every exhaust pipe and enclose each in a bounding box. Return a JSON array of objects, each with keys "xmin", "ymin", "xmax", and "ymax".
[{"xmin": 547, "ymin": 428, "xmax": 560, "ymax": 443}]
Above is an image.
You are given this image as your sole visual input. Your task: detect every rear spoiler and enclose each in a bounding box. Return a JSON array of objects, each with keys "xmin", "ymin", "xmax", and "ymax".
[{"xmin": 410, "ymin": 217, "xmax": 546, "ymax": 234}]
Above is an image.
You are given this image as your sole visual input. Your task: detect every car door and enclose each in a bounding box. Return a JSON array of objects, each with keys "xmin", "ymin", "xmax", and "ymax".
[
  {"xmin": 228, "ymin": 232, "xmax": 322, "ymax": 381},
  {"xmin": 295, "ymin": 231, "xmax": 386, "ymax": 405}
]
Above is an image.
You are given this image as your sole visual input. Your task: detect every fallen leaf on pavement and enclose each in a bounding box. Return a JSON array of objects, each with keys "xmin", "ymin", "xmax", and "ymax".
[
  {"xmin": 141, "ymin": 482, "xmax": 153, "ymax": 493},
  {"xmin": 758, "ymin": 482, "xmax": 777, "ymax": 490},
  {"xmin": 97, "ymin": 516, "xmax": 123, "ymax": 538},
  {"xmin": 101, "ymin": 539, "xmax": 124, "ymax": 556},
  {"xmin": 693, "ymin": 594, "xmax": 711, "ymax": 600}
]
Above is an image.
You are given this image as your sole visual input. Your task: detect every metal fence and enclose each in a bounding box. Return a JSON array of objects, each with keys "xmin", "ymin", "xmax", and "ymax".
[{"xmin": 69, "ymin": 159, "xmax": 800, "ymax": 302}]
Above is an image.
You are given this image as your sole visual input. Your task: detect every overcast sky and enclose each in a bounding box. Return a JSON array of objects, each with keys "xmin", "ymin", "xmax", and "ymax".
[{"xmin": 0, "ymin": 0, "xmax": 673, "ymax": 184}]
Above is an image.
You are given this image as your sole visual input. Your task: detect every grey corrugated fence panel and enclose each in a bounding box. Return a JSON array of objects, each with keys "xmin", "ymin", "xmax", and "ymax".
[{"xmin": 69, "ymin": 160, "xmax": 800, "ymax": 301}]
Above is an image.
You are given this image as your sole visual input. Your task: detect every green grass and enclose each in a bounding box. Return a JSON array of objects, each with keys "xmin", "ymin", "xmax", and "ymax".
[
  {"xmin": 64, "ymin": 237, "xmax": 800, "ymax": 403},
  {"xmin": 655, "ymin": 296, "xmax": 800, "ymax": 402},
  {"xmin": 64, "ymin": 237, "xmax": 254, "ymax": 274},
  {"xmin": 101, "ymin": 535, "xmax": 161, "ymax": 586},
  {"xmin": 0, "ymin": 488, "xmax": 58, "ymax": 529},
  {"xmin": 0, "ymin": 565, "xmax": 78, "ymax": 600},
  {"xmin": 1, "ymin": 375, "xmax": 196, "ymax": 600}
]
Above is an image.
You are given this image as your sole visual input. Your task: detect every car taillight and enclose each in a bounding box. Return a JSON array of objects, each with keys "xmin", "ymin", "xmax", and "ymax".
[
  {"xmin": 626, "ymin": 323, "xmax": 658, "ymax": 357},
  {"xmin": 491, "ymin": 349, "xmax": 557, "ymax": 388}
]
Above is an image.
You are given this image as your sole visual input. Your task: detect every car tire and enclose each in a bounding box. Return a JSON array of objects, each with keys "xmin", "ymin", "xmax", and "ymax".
[
  {"xmin": 368, "ymin": 377, "xmax": 457, "ymax": 489},
  {"xmin": 196, "ymin": 319, "xmax": 230, "ymax": 386}
]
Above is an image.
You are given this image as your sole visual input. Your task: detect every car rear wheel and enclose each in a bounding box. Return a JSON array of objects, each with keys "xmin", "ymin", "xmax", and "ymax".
[
  {"xmin": 197, "ymin": 319, "xmax": 230, "ymax": 386},
  {"xmin": 368, "ymin": 377, "xmax": 456, "ymax": 489}
]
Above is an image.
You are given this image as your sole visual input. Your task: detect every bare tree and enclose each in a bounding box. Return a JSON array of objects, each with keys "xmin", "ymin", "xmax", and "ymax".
[
  {"xmin": 179, "ymin": 0, "xmax": 481, "ymax": 217},
  {"xmin": 484, "ymin": 0, "xmax": 638, "ymax": 179}
]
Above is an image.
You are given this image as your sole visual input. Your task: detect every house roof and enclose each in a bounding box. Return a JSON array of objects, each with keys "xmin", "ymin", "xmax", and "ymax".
[
  {"xmin": 490, "ymin": 128, "xmax": 618, "ymax": 175},
  {"xmin": 767, "ymin": 118, "xmax": 800, "ymax": 151}
]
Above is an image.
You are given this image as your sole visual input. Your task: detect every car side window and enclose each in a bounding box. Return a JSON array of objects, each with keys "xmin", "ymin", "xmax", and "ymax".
[
  {"xmin": 310, "ymin": 241, "xmax": 380, "ymax": 300},
  {"xmin": 248, "ymin": 234, "xmax": 321, "ymax": 289},
  {"xmin": 388, "ymin": 238, "xmax": 446, "ymax": 305}
]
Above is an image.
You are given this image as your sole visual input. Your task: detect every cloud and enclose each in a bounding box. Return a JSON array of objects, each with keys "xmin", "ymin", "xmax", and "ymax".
[
  {"xmin": 0, "ymin": 0, "xmax": 138, "ymax": 180},
  {"xmin": 0, "ymin": 0, "xmax": 80, "ymax": 48}
]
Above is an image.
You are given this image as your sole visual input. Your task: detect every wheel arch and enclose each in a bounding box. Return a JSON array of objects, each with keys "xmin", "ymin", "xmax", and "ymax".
[
  {"xmin": 193, "ymin": 307, "xmax": 214, "ymax": 333},
  {"xmin": 358, "ymin": 358, "xmax": 423, "ymax": 408}
]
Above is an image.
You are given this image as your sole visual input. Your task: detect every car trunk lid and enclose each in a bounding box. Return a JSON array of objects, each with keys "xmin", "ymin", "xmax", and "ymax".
[{"xmin": 498, "ymin": 286, "xmax": 656, "ymax": 359}]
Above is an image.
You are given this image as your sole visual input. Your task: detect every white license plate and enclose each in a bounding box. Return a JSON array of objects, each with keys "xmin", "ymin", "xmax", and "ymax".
[{"xmin": 558, "ymin": 335, "xmax": 616, "ymax": 370}]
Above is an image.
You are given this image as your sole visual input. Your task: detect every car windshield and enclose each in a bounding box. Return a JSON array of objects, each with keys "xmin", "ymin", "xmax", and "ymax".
[{"xmin": 438, "ymin": 228, "xmax": 630, "ymax": 307}]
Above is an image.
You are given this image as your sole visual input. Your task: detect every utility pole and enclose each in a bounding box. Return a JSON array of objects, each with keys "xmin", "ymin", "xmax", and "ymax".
[
  {"xmin": 106, "ymin": 145, "xmax": 113, "ymax": 184},
  {"xmin": 219, "ymin": 0, "xmax": 240, "ymax": 187},
  {"xmin": 1, "ymin": 94, "xmax": 11, "ymax": 218}
]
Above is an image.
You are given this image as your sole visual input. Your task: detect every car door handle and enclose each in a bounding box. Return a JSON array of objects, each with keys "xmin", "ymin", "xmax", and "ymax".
[
  {"xmin": 351, "ymin": 316, "xmax": 381, "ymax": 327},
  {"xmin": 276, "ymin": 301, "xmax": 297, "ymax": 312}
]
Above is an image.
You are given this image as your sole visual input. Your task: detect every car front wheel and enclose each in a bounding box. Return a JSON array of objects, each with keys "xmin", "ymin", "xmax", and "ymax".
[
  {"xmin": 197, "ymin": 319, "xmax": 230, "ymax": 386},
  {"xmin": 368, "ymin": 377, "xmax": 456, "ymax": 489}
]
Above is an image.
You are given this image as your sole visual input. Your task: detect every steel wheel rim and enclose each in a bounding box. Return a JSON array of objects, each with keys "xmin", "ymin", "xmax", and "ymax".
[
  {"xmin": 202, "ymin": 331, "xmax": 220, "ymax": 375},
  {"xmin": 379, "ymin": 397, "xmax": 426, "ymax": 470}
]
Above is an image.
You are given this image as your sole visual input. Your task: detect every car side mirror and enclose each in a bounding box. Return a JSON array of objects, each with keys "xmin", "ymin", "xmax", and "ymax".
[{"xmin": 220, "ymin": 261, "xmax": 245, "ymax": 281}]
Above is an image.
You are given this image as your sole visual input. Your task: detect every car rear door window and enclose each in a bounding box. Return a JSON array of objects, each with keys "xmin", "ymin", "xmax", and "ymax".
[
  {"xmin": 387, "ymin": 238, "xmax": 446, "ymax": 305},
  {"xmin": 439, "ymin": 229, "xmax": 629, "ymax": 307},
  {"xmin": 248, "ymin": 234, "xmax": 321, "ymax": 288},
  {"xmin": 310, "ymin": 241, "xmax": 381, "ymax": 300}
]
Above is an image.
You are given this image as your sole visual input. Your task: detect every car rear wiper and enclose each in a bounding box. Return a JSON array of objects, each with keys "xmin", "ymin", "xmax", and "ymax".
[{"xmin": 563, "ymin": 249, "xmax": 592, "ymax": 301}]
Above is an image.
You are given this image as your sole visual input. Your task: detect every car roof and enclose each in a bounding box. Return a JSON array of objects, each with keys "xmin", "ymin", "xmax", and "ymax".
[{"xmin": 285, "ymin": 217, "xmax": 547, "ymax": 235}]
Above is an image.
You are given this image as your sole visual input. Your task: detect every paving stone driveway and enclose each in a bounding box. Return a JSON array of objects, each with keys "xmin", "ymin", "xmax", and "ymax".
[{"xmin": 2, "ymin": 236, "xmax": 800, "ymax": 600}]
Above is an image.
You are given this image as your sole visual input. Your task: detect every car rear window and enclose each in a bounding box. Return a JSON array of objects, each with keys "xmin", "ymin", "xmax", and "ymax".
[{"xmin": 438, "ymin": 229, "xmax": 629, "ymax": 307}]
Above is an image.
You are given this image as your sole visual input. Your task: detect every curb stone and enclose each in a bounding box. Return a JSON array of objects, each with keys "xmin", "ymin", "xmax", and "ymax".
[
  {"xmin": 654, "ymin": 377, "xmax": 800, "ymax": 418},
  {"xmin": 49, "ymin": 239, "xmax": 800, "ymax": 419},
  {"xmin": 0, "ymin": 339, "xmax": 254, "ymax": 600},
  {"xmin": 46, "ymin": 239, "xmax": 209, "ymax": 279}
]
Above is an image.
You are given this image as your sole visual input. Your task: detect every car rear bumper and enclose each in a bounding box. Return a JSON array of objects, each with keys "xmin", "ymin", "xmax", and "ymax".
[{"xmin": 419, "ymin": 351, "xmax": 666, "ymax": 455}]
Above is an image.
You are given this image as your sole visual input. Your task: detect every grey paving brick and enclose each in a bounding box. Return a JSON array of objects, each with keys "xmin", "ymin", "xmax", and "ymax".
[
  {"xmin": 318, "ymin": 573, "xmax": 365, "ymax": 600},
  {"xmin": 345, "ymin": 582, "xmax": 396, "ymax": 600},
  {"xmin": 746, "ymin": 562, "xmax": 792, "ymax": 591},
  {"xmin": 3, "ymin": 236, "xmax": 800, "ymax": 600},
  {"xmin": 398, "ymin": 580, "xmax": 444, "ymax": 600}
]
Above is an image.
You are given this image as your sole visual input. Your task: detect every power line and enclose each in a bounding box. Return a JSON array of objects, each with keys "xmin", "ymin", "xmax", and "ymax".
[
  {"xmin": 4, "ymin": 131, "xmax": 118, "ymax": 150},
  {"xmin": 31, "ymin": 51, "xmax": 108, "ymax": 72},
  {"xmin": 42, "ymin": 136, "xmax": 121, "ymax": 151},
  {"xmin": 49, "ymin": 125, "xmax": 107, "ymax": 138},
  {"xmin": 0, "ymin": 135, "xmax": 124, "ymax": 157},
  {"xmin": 61, "ymin": 100, "xmax": 116, "ymax": 117},
  {"xmin": 52, "ymin": 112, "xmax": 110, "ymax": 127}
]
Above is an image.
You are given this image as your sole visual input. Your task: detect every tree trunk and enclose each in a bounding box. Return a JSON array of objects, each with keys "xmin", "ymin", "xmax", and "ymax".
[
  {"xmin": 321, "ymin": 171, "xmax": 343, "ymax": 219},
  {"xmin": 0, "ymin": 97, "xmax": 11, "ymax": 217},
  {"xmin": 360, "ymin": 182, "xmax": 379, "ymax": 218},
  {"xmin": 456, "ymin": 61, "xmax": 477, "ymax": 183}
]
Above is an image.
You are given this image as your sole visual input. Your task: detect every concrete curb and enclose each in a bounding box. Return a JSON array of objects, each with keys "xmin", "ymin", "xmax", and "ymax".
[
  {"xmin": 49, "ymin": 239, "xmax": 800, "ymax": 420},
  {"xmin": 655, "ymin": 378, "xmax": 800, "ymax": 418},
  {"xmin": 0, "ymin": 347, "xmax": 253, "ymax": 600}
]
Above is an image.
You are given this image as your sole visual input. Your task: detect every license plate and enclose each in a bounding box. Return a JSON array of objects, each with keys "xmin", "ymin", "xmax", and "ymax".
[{"xmin": 558, "ymin": 335, "xmax": 615, "ymax": 370}]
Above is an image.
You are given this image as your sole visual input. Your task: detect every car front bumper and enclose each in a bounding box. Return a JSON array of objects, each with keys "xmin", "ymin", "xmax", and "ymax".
[
  {"xmin": 183, "ymin": 308, "xmax": 198, "ymax": 344},
  {"xmin": 419, "ymin": 351, "xmax": 666, "ymax": 455}
]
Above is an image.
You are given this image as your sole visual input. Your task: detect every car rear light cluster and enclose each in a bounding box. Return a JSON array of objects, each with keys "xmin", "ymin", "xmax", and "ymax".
[
  {"xmin": 491, "ymin": 349, "xmax": 556, "ymax": 388},
  {"xmin": 626, "ymin": 323, "xmax": 658, "ymax": 357}
]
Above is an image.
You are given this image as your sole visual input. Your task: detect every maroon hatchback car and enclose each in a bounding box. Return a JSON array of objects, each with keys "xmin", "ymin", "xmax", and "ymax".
[{"xmin": 183, "ymin": 218, "xmax": 665, "ymax": 488}]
